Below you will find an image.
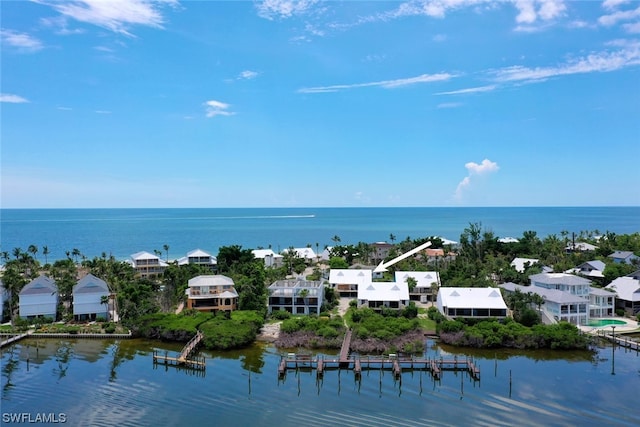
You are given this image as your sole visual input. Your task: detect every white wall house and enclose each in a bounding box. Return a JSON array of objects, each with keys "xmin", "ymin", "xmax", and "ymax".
[
  {"xmin": 268, "ymin": 279, "xmax": 324, "ymax": 315},
  {"xmin": 129, "ymin": 251, "xmax": 168, "ymax": 278},
  {"xmin": 437, "ymin": 287, "xmax": 508, "ymax": 319},
  {"xmin": 395, "ymin": 271, "xmax": 440, "ymax": 302},
  {"xmin": 283, "ymin": 247, "xmax": 317, "ymax": 263},
  {"xmin": 252, "ymin": 249, "xmax": 284, "ymax": 268},
  {"xmin": 19, "ymin": 275, "xmax": 58, "ymax": 319},
  {"xmin": 177, "ymin": 249, "xmax": 217, "ymax": 271},
  {"xmin": 73, "ymin": 274, "xmax": 110, "ymax": 321},
  {"xmin": 329, "ymin": 269, "xmax": 372, "ymax": 297},
  {"xmin": 500, "ymin": 282, "xmax": 590, "ymax": 325},
  {"xmin": 526, "ymin": 272, "xmax": 611, "ymax": 325},
  {"xmin": 357, "ymin": 281, "xmax": 410, "ymax": 311}
]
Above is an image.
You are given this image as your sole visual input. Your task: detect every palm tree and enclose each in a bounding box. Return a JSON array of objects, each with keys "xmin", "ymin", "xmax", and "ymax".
[
  {"xmin": 100, "ymin": 295, "xmax": 110, "ymax": 321},
  {"xmin": 331, "ymin": 235, "xmax": 341, "ymax": 244},
  {"xmin": 27, "ymin": 245, "xmax": 38, "ymax": 262},
  {"xmin": 163, "ymin": 244, "xmax": 170, "ymax": 262},
  {"xmin": 42, "ymin": 246, "xmax": 49, "ymax": 265},
  {"xmin": 71, "ymin": 248, "xmax": 81, "ymax": 263},
  {"xmin": 389, "ymin": 233, "xmax": 396, "ymax": 244}
]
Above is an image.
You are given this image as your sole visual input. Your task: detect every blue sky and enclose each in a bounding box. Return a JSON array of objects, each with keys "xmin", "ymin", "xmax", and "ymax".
[{"xmin": 1, "ymin": 0, "xmax": 639, "ymax": 208}]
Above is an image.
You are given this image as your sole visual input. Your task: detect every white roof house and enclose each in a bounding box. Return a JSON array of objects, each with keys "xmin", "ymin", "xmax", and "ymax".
[
  {"xmin": 394, "ymin": 271, "xmax": 440, "ymax": 289},
  {"xmin": 511, "ymin": 258, "xmax": 540, "ymax": 273},
  {"xmin": 437, "ymin": 287, "xmax": 508, "ymax": 319},
  {"xmin": 283, "ymin": 247, "xmax": 317, "ymax": 261},
  {"xmin": 252, "ymin": 249, "xmax": 284, "ymax": 268},
  {"xmin": 185, "ymin": 275, "xmax": 239, "ymax": 312},
  {"xmin": 19, "ymin": 275, "xmax": 58, "ymax": 319},
  {"xmin": 499, "ymin": 237, "xmax": 520, "ymax": 243},
  {"xmin": 129, "ymin": 251, "xmax": 168, "ymax": 278},
  {"xmin": 606, "ymin": 277, "xmax": 640, "ymax": 314},
  {"xmin": 357, "ymin": 281, "xmax": 410, "ymax": 310},
  {"xmin": 329, "ymin": 268, "xmax": 372, "ymax": 296},
  {"xmin": 73, "ymin": 274, "xmax": 110, "ymax": 320},
  {"xmin": 177, "ymin": 249, "xmax": 217, "ymax": 269},
  {"xmin": 566, "ymin": 260, "xmax": 606, "ymax": 278},
  {"xmin": 566, "ymin": 242, "xmax": 598, "ymax": 252}
]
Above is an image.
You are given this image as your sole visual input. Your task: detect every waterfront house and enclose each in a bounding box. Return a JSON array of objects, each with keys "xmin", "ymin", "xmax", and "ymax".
[
  {"xmin": 627, "ymin": 269, "xmax": 640, "ymax": 280},
  {"xmin": 129, "ymin": 251, "xmax": 168, "ymax": 278},
  {"xmin": 436, "ymin": 287, "xmax": 507, "ymax": 319},
  {"xmin": 177, "ymin": 249, "xmax": 217, "ymax": 271},
  {"xmin": 185, "ymin": 275, "xmax": 238, "ymax": 313},
  {"xmin": 357, "ymin": 281, "xmax": 410, "ymax": 311},
  {"xmin": 268, "ymin": 278, "xmax": 324, "ymax": 315},
  {"xmin": 19, "ymin": 275, "xmax": 58, "ymax": 320},
  {"xmin": 73, "ymin": 274, "xmax": 110, "ymax": 321},
  {"xmin": 252, "ymin": 249, "xmax": 284, "ymax": 268},
  {"xmin": 498, "ymin": 237, "xmax": 519, "ymax": 243},
  {"xmin": 500, "ymin": 282, "xmax": 590, "ymax": 324},
  {"xmin": 527, "ymin": 272, "xmax": 612, "ymax": 324},
  {"xmin": 329, "ymin": 268, "xmax": 372, "ymax": 297},
  {"xmin": 566, "ymin": 260, "xmax": 606, "ymax": 278},
  {"xmin": 605, "ymin": 276, "xmax": 640, "ymax": 315},
  {"xmin": 608, "ymin": 250, "xmax": 639, "ymax": 265},
  {"xmin": 395, "ymin": 271, "xmax": 440, "ymax": 302}
]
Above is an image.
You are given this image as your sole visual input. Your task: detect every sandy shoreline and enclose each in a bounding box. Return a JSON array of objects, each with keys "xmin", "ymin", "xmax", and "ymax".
[{"xmin": 256, "ymin": 321, "xmax": 281, "ymax": 342}]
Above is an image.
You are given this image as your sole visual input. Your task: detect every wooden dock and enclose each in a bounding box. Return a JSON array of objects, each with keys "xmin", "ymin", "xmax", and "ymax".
[
  {"xmin": 339, "ymin": 329, "xmax": 352, "ymax": 366},
  {"xmin": 598, "ymin": 331, "xmax": 640, "ymax": 352},
  {"xmin": 153, "ymin": 330, "xmax": 206, "ymax": 371},
  {"xmin": 277, "ymin": 353, "xmax": 480, "ymax": 381},
  {"xmin": 0, "ymin": 333, "xmax": 31, "ymax": 349}
]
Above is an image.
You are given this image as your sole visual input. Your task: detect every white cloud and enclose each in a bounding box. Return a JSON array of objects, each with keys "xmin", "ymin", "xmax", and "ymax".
[
  {"xmin": 598, "ymin": 5, "xmax": 640, "ymax": 26},
  {"xmin": 0, "ymin": 93, "xmax": 30, "ymax": 103},
  {"xmin": 256, "ymin": 0, "xmax": 320, "ymax": 20},
  {"xmin": 46, "ymin": 0, "xmax": 179, "ymax": 36},
  {"xmin": 437, "ymin": 102, "xmax": 463, "ymax": 109},
  {"xmin": 465, "ymin": 159, "xmax": 499, "ymax": 175},
  {"xmin": 0, "ymin": 29, "xmax": 43, "ymax": 52},
  {"xmin": 435, "ymin": 85, "xmax": 497, "ymax": 95},
  {"xmin": 238, "ymin": 70, "xmax": 259, "ymax": 80},
  {"xmin": 95, "ymin": 110, "xmax": 111, "ymax": 114},
  {"xmin": 432, "ymin": 33, "xmax": 447, "ymax": 42},
  {"xmin": 57, "ymin": 106, "xmax": 73, "ymax": 110},
  {"xmin": 298, "ymin": 72, "xmax": 454, "ymax": 93},
  {"xmin": 623, "ymin": 21, "xmax": 640, "ymax": 33},
  {"xmin": 204, "ymin": 100, "xmax": 235, "ymax": 118},
  {"xmin": 492, "ymin": 44, "xmax": 640, "ymax": 82},
  {"xmin": 603, "ymin": 0, "xmax": 631, "ymax": 11},
  {"xmin": 454, "ymin": 159, "xmax": 499, "ymax": 200}
]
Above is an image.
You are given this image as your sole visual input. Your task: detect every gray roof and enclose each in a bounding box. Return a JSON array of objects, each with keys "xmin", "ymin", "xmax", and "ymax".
[
  {"xmin": 579, "ymin": 260, "xmax": 606, "ymax": 272},
  {"xmin": 73, "ymin": 274, "xmax": 109, "ymax": 294},
  {"xmin": 20, "ymin": 275, "xmax": 57, "ymax": 296},
  {"xmin": 529, "ymin": 273, "xmax": 591, "ymax": 286},
  {"xmin": 609, "ymin": 250, "xmax": 637, "ymax": 260},
  {"xmin": 500, "ymin": 282, "xmax": 587, "ymax": 304}
]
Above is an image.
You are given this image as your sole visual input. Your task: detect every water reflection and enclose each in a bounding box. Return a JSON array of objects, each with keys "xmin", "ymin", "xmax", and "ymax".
[{"xmin": 1, "ymin": 337, "xmax": 638, "ymax": 426}]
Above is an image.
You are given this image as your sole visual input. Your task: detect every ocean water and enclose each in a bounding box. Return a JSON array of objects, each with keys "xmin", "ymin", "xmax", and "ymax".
[{"xmin": 1, "ymin": 207, "xmax": 638, "ymax": 262}]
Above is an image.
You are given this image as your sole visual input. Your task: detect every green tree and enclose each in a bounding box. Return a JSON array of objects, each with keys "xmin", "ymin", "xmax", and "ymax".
[
  {"xmin": 42, "ymin": 246, "xmax": 50, "ymax": 265},
  {"xmin": 163, "ymin": 244, "xmax": 170, "ymax": 262},
  {"xmin": 27, "ymin": 245, "xmax": 38, "ymax": 263}
]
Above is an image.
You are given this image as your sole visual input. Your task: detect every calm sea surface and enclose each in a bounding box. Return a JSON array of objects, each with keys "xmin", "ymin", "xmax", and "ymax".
[
  {"xmin": 1, "ymin": 338, "xmax": 638, "ymax": 426},
  {"xmin": 1, "ymin": 207, "xmax": 638, "ymax": 261}
]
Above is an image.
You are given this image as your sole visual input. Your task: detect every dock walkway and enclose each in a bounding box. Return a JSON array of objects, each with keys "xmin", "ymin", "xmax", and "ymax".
[
  {"xmin": 277, "ymin": 354, "xmax": 480, "ymax": 381},
  {"xmin": 153, "ymin": 330, "xmax": 206, "ymax": 371}
]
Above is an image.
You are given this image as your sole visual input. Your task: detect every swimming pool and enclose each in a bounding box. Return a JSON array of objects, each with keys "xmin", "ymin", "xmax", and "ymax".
[{"xmin": 588, "ymin": 319, "xmax": 627, "ymax": 327}]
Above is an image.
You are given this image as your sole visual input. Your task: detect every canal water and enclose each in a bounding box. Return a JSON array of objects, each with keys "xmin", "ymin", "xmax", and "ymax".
[{"xmin": 1, "ymin": 338, "xmax": 638, "ymax": 426}]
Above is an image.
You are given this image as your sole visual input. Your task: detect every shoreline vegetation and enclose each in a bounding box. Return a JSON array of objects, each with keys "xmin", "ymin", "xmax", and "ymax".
[{"xmin": 2, "ymin": 225, "xmax": 639, "ymax": 354}]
